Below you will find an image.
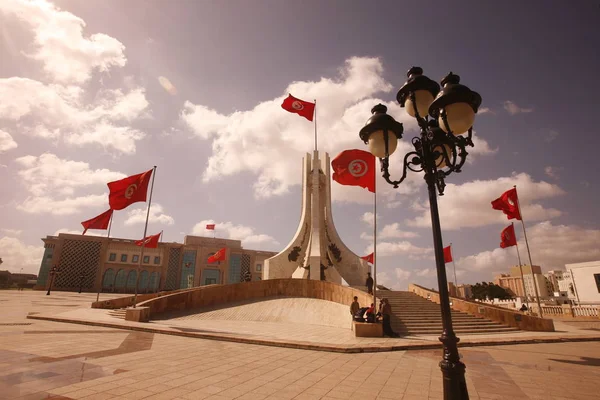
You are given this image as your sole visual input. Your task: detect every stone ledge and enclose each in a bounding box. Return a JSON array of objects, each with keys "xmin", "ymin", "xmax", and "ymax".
[
  {"xmin": 125, "ymin": 307, "xmax": 150, "ymax": 322},
  {"xmin": 26, "ymin": 314, "xmax": 600, "ymax": 354},
  {"xmin": 354, "ymin": 322, "xmax": 383, "ymax": 337}
]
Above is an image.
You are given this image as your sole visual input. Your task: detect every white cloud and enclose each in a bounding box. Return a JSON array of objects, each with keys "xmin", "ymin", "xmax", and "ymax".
[
  {"xmin": 1, "ymin": 229, "xmax": 22, "ymax": 236},
  {"xmin": 379, "ymin": 223, "xmax": 419, "ymax": 239},
  {"xmin": 18, "ymin": 194, "xmax": 107, "ymax": 215},
  {"xmin": 124, "ymin": 203, "xmax": 175, "ymax": 226},
  {"xmin": 0, "ymin": 0, "xmax": 126, "ymax": 84},
  {"xmin": 478, "ymin": 107, "xmax": 493, "ymax": 115},
  {"xmin": 395, "ymin": 268, "xmax": 412, "ymax": 281},
  {"xmin": 158, "ymin": 76, "xmax": 177, "ymax": 95},
  {"xmin": 544, "ymin": 166, "xmax": 562, "ymax": 180},
  {"xmin": 0, "ymin": 78, "xmax": 148, "ymax": 154},
  {"xmin": 361, "ymin": 212, "xmax": 380, "ymax": 227},
  {"xmin": 503, "ymin": 101, "xmax": 533, "ymax": 115},
  {"xmin": 15, "ymin": 153, "xmax": 125, "ymax": 196},
  {"xmin": 0, "ymin": 130, "xmax": 17, "ymax": 152},
  {"xmin": 457, "ymin": 221, "xmax": 600, "ymax": 274},
  {"xmin": 181, "ymin": 57, "xmax": 425, "ymax": 201},
  {"xmin": 545, "ymin": 130, "xmax": 559, "ymax": 143},
  {"xmin": 406, "ymin": 173, "xmax": 564, "ymax": 230},
  {"xmin": 468, "ymin": 134, "xmax": 498, "ymax": 161},
  {"xmin": 365, "ymin": 240, "xmax": 434, "ymax": 260},
  {"xmin": 191, "ymin": 219, "xmax": 279, "ymax": 249},
  {"xmin": 0, "ymin": 236, "xmax": 44, "ymax": 274},
  {"xmin": 416, "ymin": 268, "xmax": 437, "ymax": 278}
]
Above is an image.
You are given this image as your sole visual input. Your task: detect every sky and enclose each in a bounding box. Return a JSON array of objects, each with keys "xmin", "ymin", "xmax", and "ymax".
[{"xmin": 1, "ymin": 0, "xmax": 599, "ymax": 290}]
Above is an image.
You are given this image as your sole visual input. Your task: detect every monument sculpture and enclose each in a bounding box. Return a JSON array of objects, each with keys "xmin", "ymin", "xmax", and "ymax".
[{"xmin": 264, "ymin": 151, "xmax": 370, "ymax": 285}]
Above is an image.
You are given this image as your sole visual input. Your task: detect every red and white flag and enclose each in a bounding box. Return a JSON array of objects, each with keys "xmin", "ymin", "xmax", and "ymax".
[
  {"xmin": 500, "ymin": 224, "xmax": 518, "ymax": 248},
  {"xmin": 491, "ymin": 188, "xmax": 522, "ymax": 220},
  {"xmin": 281, "ymin": 94, "xmax": 315, "ymax": 121},
  {"xmin": 208, "ymin": 247, "xmax": 227, "ymax": 263},
  {"xmin": 108, "ymin": 169, "xmax": 153, "ymax": 210},
  {"xmin": 331, "ymin": 149, "xmax": 376, "ymax": 193},
  {"xmin": 135, "ymin": 232, "xmax": 162, "ymax": 249},
  {"xmin": 81, "ymin": 209, "xmax": 113, "ymax": 235},
  {"xmin": 361, "ymin": 253, "xmax": 374, "ymax": 264},
  {"xmin": 206, "ymin": 224, "xmax": 215, "ymax": 230}
]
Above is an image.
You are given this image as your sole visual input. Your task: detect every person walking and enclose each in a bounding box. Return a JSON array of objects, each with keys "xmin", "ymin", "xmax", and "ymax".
[{"xmin": 366, "ymin": 272, "xmax": 374, "ymax": 295}]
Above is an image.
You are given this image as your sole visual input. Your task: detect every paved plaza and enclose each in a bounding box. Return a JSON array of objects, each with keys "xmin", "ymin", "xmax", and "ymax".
[{"xmin": 2, "ymin": 291, "xmax": 600, "ymax": 399}]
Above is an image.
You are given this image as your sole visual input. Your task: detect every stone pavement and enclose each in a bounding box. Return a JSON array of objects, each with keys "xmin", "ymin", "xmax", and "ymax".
[{"xmin": 2, "ymin": 291, "xmax": 600, "ymax": 399}]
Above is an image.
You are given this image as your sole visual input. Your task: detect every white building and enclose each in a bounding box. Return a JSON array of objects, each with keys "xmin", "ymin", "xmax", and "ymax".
[
  {"xmin": 523, "ymin": 273, "xmax": 550, "ymax": 299},
  {"xmin": 566, "ymin": 261, "xmax": 600, "ymax": 305}
]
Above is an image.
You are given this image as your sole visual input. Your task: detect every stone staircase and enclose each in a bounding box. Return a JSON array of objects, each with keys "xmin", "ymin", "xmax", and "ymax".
[
  {"xmin": 382, "ymin": 290, "xmax": 519, "ymax": 335},
  {"xmin": 108, "ymin": 308, "xmax": 126, "ymax": 320}
]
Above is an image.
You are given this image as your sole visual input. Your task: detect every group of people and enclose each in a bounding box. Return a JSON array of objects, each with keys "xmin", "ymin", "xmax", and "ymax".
[{"xmin": 350, "ymin": 296, "xmax": 399, "ymax": 337}]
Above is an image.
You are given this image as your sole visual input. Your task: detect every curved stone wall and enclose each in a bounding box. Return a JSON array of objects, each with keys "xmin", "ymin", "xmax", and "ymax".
[{"xmin": 139, "ymin": 279, "xmax": 374, "ymax": 321}]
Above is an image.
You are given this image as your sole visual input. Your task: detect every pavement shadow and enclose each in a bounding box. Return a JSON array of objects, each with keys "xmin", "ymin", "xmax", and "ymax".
[{"xmin": 549, "ymin": 356, "xmax": 600, "ymax": 367}]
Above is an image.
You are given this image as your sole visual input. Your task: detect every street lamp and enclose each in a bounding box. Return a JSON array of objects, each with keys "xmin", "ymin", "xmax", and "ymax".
[
  {"xmin": 78, "ymin": 274, "xmax": 85, "ymax": 293},
  {"xmin": 359, "ymin": 66, "xmax": 481, "ymax": 400},
  {"xmin": 46, "ymin": 266, "xmax": 60, "ymax": 296}
]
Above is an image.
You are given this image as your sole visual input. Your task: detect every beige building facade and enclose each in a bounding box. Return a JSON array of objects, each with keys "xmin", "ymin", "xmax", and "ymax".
[
  {"xmin": 495, "ymin": 265, "xmax": 550, "ymax": 300},
  {"xmin": 35, "ymin": 233, "xmax": 276, "ymax": 293}
]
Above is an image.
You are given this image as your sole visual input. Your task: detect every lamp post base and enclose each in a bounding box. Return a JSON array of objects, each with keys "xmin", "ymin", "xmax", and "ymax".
[{"xmin": 440, "ymin": 331, "xmax": 469, "ymax": 399}]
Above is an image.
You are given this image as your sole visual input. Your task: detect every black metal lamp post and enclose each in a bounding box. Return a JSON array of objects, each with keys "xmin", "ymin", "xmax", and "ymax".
[
  {"xmin": 46, "ymin": 266, "xmax": 60, "ymax": 296},
  {"xmin": 359, "ymin": 67, "xmax": 481, "ymax": 400},
  {"xmin": 78, "ymin": 274, "xmax": 85, "ymax": 293}
]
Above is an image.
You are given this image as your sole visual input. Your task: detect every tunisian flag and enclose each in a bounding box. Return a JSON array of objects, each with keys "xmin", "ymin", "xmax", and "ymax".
[
  {"xmin": 81, "ymin": 209, "xmax": 113, "ymax": 235},
  {"xmin": 331, "ymin": 149, "xmax": 375, "ymax": 193},
  {"xmin": 208, "ymin": 247, "xmax": 227, "ymax": 263},
  {"xmin": 443, "ymin": 245, "xmax": 453, "ymax": 263},
  {"xmin": 108, "ymin": 169, "xmax": 153, "ymax": 210},
  {"xmin": 135, "ymin": 232, "xmax": 162, "ymax": 249},
  {"xmin": 491, "ymin": 188, "xmax": 521, "ymax": 220},
  {"xmin": 361, "ymin": 253, "xmax": 374, "ymax": 264},
  {"xmin": 281, "ymin": 94, "xmax": 315, "ymax": 121},
  {"xmin": 500, "ymin": 224, "xmax": 518, "ymax": 248},
  {"xmin": 206, "ymin": 224, "xmax": 215, "ymax": 230}
]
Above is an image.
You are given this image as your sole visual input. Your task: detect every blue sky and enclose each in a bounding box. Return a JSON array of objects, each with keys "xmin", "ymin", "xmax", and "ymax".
[{"xmin": 1, "ymin": 0, "xmax": 599, "ymax": 290}]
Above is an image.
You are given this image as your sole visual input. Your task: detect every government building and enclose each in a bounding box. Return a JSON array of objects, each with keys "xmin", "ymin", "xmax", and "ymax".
[{"xmin": 35, "ymin": 233, "xmax": 277, "ymax": 293}]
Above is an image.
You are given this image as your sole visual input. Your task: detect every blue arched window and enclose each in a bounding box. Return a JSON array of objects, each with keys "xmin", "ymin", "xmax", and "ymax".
[
  {"xmin": 114, "ymin": 269, "xmax": 126, "ymax": 289},
  {"xmin": 126, "ymin": 270, "xmax": 137, "ymax": 290},
  {"xmin": 102, "ymin": 269, "xmax": 115, "ymax": 289},
  {"xmin": 139, "ymin": 270, "xmax": 149, "ymax": 290}
]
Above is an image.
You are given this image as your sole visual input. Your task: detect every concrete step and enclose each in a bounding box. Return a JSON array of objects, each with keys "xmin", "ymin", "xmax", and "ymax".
[{"xmin": 398, "ymin": 327, "xmax": 519, "ymax": 335}]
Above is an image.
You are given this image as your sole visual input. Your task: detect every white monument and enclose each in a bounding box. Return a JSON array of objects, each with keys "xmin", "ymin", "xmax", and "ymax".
[{"xmin": 264, "ymin": 151, "xmax": 370, "ymax": 285}]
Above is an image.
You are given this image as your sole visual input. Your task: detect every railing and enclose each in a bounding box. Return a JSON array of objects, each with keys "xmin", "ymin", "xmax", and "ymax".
[
  {"xmin": 540, "ymin": 306, "xmax": 563, "ymax": 316},
  {"xmin": 573, "ymin": 306, "xmax": 599, "ymax": 317}
]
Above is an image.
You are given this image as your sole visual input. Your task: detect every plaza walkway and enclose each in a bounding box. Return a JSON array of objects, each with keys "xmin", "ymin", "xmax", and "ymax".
[{"xmin": 2, "ymin": 290, "xmax": 600, "ymax": 399}]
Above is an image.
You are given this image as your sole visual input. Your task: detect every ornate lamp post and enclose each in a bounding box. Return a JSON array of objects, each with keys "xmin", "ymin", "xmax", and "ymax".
[
  {"xmin": 359, "ymin": 67, "xmax": 481, "ymax": 400},
  {"xmin": 46, "ymin": 266, "xmax": 60, "ymax": 296},
  {"xmin": 78, "ymin": 274, "xmax": 85, "ymax": 293}
]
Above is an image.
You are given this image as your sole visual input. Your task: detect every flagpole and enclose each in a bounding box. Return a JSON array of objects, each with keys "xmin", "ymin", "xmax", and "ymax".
[
  {"xmin": 96, "ymin": 211, "xmax": 114, "ymax": 303},
  {"xmin": 107, "ymin": 211, "xmax": 113, "ymax": 239},
  {"xmin": 133, "ymin": 166, "xmax": 157, "ymax": 308},
  {"xmin": 373, "ymin": 170, "xmax": 377, "ymax": 309},
  {"xmin": 513, "ymin": 222, "xmax": 530, "ymax": 307},
  {"xmin": 513, "ymin": 185, "xmax": 543, "ymax": 317},
  {"xmin": 313, "ymin": 99, "xmax": 317, "ymax": 152},
  {"xmin": 450, "ymin": 243, "xmax": 458, "ymax": 290}
]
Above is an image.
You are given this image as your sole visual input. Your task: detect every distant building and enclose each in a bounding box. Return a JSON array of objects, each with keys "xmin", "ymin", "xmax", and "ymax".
[
  {"xmin": 36, "ymin": 233, "xmax": 277, "ymax": 294},
  {"xmin": 456, "ymin": 284, "xmax": 472, "ymax": 299},
  {"xmin": 448, "ymin": 282, "xmax": 457, "ymax": 297},
  {"xmin": 0, "ymin": 271, "xmax": 38, "ymax": 289},
  {"xmin": 495, "ymin": 265, "xmax": 550, "ymax": 300},
  {"xmin": 566, "ymin": 261, "xmax": 600, "ymax": 305}
]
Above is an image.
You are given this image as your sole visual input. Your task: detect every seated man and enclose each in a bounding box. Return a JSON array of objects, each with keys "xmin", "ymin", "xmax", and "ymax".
[
  {"xmin": 365, "ymin": 303, "xmax": 376, "ymax": 323},
  {"xmin": 353, "ymin": 307, "xmax": 369, "ymax": 322}
]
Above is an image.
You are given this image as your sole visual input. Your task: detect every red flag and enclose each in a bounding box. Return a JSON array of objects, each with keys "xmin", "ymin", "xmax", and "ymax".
[
  {"xmin": 500, "ymin": 224, "xmax": 518, "ymax": 248},
  {"xmin": 208, "ymin": 247, "xmax": 227, "ymax": 263},
  {"xmin": 491, "ymin": 188, "xmax": 522, "ymax": 220},
  {"xmin": 135, "ymin": 232, "xmax": 162, "ymax": 249},
  {"xmin": 443, "ymin": 245, "xmax": 453, "ymax": 263},
  {"xmin": 361, "ymin": 253, "xmax": 374, "ymax": 264},
  {"xmin": 281, "ymin": 94, "xmax": 315, "ymax": 121},
  {"xmin": 81, "ymin": 209, "xmax": 113, "ymax": 235},
  {"xmin": 107, "ymin": 169, "xmax": 153, "ymax": 210},
  {"xmin": 206, "ymin": 224, "xmax": 215, "ymax": 230},
  {"xmin": 331, "ymin": 149, "xmax": 376, "ymax": 193}
]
